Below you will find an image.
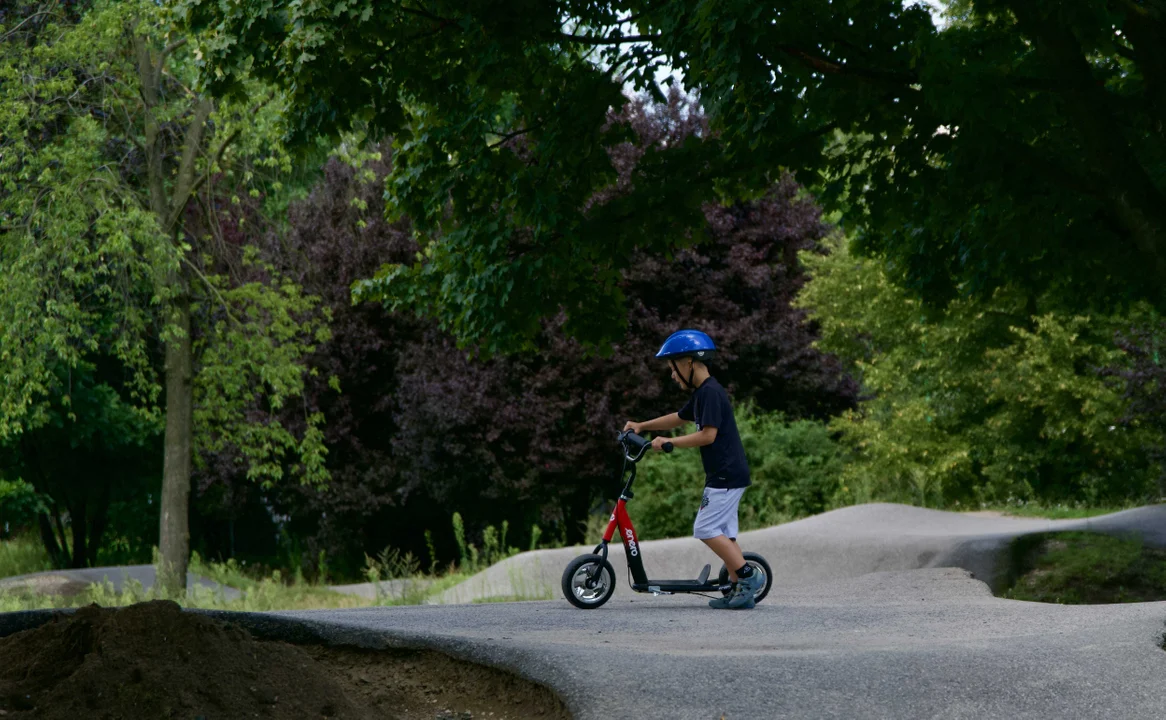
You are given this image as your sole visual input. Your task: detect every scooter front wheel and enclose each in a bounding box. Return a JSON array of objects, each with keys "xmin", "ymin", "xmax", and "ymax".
[
  {"xmin": 561, "ymin": 554, "xmax": 617, "ymax": 609},
  {"xmin": 718, "ymin": 551, "xmax": 773, "ymax": 604}
]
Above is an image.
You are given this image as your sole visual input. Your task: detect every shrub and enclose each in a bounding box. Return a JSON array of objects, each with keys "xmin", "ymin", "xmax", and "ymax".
[{"xmin": 0, "ymin": 480, "xmax": 46, "ymax": 538}]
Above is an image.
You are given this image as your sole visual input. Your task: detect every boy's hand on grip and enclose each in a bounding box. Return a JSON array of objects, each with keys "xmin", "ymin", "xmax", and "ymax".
[
  {"xmin": 650, "ymin": 436, "xmax": 671, "ymax": 452},
  {"xmin": 623, "ymin": 420, "xmax": 641, "ymax": 434}
]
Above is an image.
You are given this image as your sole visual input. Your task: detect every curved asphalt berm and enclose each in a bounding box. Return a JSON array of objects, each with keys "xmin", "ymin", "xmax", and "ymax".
[{"xmin": 436, "ymin": 503, "xmax": 1166, "ymax": 603}]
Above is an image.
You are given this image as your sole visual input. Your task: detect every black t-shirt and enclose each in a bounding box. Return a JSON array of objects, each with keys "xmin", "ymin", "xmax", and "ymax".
[{"xmin": 677, "ymin": 377, "xmax": 751, "ymax": 489}]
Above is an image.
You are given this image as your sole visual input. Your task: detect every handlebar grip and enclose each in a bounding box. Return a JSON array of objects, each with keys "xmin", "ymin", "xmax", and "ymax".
[{"xmin": 662, "ymin": 442, "xmax": 674, "ymax": 453}]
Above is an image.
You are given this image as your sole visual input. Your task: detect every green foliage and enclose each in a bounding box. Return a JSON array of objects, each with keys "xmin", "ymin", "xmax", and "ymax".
[
  {"xmin": 0, "ymin": 533, "xmax": 53, "ymax": 579},
  {"xmin": 0, "ymin": 0, "xmax": 330, "ymax": 512},
  {"xmin": 194, "ymin": 251, "xmax": 332, "ymax": 486},
  {"xmin": 451, "ymin": 512, "xmax": 469, "ymax": 568},
  {"xmin": 184, "ymin": 0, "xmax": 1166, "ymax": 351},
  {"xmin": 1001, "ymin": 532, "xmax": 1166, "ymax": 604},
  {"xmin": 0, "ymin": 365, "xmax": 162, "ymax": 568},
  {"xmin": 0, "ymin": 480, "xmax": 46, "ymax": 536},
  {"xmin": 424, "ymin": 530, "xmax": 439, "ymax": 574},
  {"xmin": 363, "ymin": 546, "xmax": 421, "ymax": 582},
  {"xmin": 797, "ymin": 242, "xmax": 1162, "ymax": 507},
  {"xmin": 362, "ymin": 546, "xmax": 428, "ymax": 605},
  {"xmin": 447, "ymin": 513, "xmax": 522, "ymax": 574},
  {"xmin": 181, "ymin": 0, "xmax": 724, "ymax": 352},
  {"xmin": 631, "ymin": 406, "xmax": 847, "ymax": 540},
  {"xmin": 0, "ymin": 3, "xmax": 169, "ymax": 439}
]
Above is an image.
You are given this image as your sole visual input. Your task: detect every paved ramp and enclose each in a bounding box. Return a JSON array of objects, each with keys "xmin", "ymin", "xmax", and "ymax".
[{"xmin": 437, "ymin": 503, "xmax": 1166, "ymax": 603}]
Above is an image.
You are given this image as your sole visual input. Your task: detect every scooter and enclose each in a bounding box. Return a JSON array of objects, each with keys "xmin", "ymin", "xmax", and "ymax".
[{"xmin": 561, "ymin": 430, "xmax": 773, "ymax": 609}]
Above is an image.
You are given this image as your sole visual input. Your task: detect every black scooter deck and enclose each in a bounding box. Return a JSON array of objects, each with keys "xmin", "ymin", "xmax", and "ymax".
[{"xmin": 632, "ymin": 580, "xmax": 728, "ymax": 593}]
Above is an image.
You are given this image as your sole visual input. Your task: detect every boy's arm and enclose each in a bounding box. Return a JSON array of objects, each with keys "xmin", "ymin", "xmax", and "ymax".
[
  {"xmin": 651, "ymin": 426, "xmax": 717, "ymax": 451},
  {"xmin": 623, "ymin": 413, "xmax": 684, "ymax": 434}
]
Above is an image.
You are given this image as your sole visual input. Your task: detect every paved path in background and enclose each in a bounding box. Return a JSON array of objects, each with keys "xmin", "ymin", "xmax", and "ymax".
[
  {"xmin": 275, "ymin": 568, "xmax": 1166, "ymax": 719},
  {"xmin": 0, "ymin": 565, "xmax": 241, "ymax": 600}
]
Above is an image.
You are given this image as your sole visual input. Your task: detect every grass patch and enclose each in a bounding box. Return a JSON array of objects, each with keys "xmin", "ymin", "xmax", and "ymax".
[
  {"xmin": 974, "ymin": 503, "xmax": 1129, "ymax": 520},
  {"xmin": 0, "ymin": 533, "xmax": 53, "ymax": 579},
  {"xmin": 0, "ymin": 550, "xmax": 452, "ymax": 613},
  {"xmin": 0, "ymin": 550, "xmax": 514, "ymax": 612},
  {"xmin": 999, "ymin": 531, "xmax": 1166, "ymax": 604},
  {"xmin": 0, "ymin": 573, "xmax": 371, "ymax": 613},
  {"xmin": 0, "ymin": 512, "xmax": 550, "ymax": 611}
]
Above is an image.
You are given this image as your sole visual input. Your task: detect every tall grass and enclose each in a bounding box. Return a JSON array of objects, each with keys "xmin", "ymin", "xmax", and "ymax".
[
  {"xmin": 0, "ymin": 533, "xmax": 53, "ymax": 579},
  {"xmin": 0, "ymin": 514, "xmax": 552, "ymax": 612}
]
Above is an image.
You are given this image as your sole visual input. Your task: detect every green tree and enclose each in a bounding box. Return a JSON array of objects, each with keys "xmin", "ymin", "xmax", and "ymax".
[
  {"xmin": 796, "ymin": 241, "xmax": 1162, "ymax": 507},
  {"xmin": 183, "ymin": 0, "xmax": 1166, "ymax": 347},
  {"xmin": 179, "ymin": 0, "xmax": 729, "ymax": 352},
  {"xmin": 0, "ymin": 1, "xmax": 329, "ymax": 589},
  {"xmin": 0, "ymin": 365, "xmax": 161, "ymax": 568}
]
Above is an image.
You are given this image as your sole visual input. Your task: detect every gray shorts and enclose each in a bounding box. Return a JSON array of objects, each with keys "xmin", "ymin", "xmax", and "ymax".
[{"xmin": 693, "ymin": 487, "xmax": 746, "ymax": 540}]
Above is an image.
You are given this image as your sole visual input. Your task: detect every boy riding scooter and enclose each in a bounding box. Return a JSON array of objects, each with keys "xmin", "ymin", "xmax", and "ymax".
[{"xmin": 625, "ymin": 329, "xmax": 764, "ymax": 610}]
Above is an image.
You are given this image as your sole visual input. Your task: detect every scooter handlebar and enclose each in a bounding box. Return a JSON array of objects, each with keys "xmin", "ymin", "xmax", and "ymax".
[{"xmin": 618, "ymin": 430, "xmax": 674, "ymax": 457}]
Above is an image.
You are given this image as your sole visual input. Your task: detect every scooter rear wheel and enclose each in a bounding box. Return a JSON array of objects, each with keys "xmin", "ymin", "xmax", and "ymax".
[
  {"xmin": 561, "ymin": 554, "xmax": 617, "ymax": 609},
  {"xmin": 718, "ymin": 551, "xmax": 773, "ymax": 604}
]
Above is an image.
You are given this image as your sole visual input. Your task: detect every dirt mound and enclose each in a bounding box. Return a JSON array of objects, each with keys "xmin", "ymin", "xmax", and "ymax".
[{"xmin": 0, "ymin": 601, "xmax": 571, "ymax": 720}]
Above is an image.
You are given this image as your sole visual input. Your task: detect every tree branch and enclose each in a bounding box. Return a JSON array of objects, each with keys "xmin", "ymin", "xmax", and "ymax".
[
  {"xmin": 158, "ymin": 37, "xmax": 188, "ymax": 72},
  {"xmin": 404, "ymin": 19, "xmax": 455, "ymax": 43},
  {"xmin": 399, "ymin": 5, "xmax": 452, "ymax": 23},
  {"xmin": 165, "ymin": 98, "xmax": 214, "ymax": 232},
  {"xmin": 0, "ymin": 10, "xmax": 60, "ymax": 42},
  {"xmin": 1113, "ymin": 42, "xmax": 1138, "ymax": 62},
  {"xmin": 183, "ymin": 126, "xmax": 242, "ymax": 206},
  {"xmin": 775, "ymin": 44, "xmax": 918, "ymax": 86},
  {"xmin": 132, "ymin": 34, "xmax": 168, "ymax": 220},
  {"xmin": 618, "ymin": 2, "xmax": 672, "ymax": 27},
  {"xmin": 557, "ymin": 32, "xmax": 662, "ymax": 46},
  {"xmin": 1113, "ymin": 0, "xmax": 1158, "ymax": 20},
  {"xmin": 181, "ymin": 255, "xmax": 243, "ymax": 327},
  {"xmin": 487, "ymin": 125, "xmax": 541, "ymax": 150}
]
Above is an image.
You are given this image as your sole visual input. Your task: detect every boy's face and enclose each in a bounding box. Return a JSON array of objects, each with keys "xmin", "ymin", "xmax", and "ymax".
[{"xmin": 668, "ymin": 357, "xmax": 694, "ymax": 390}]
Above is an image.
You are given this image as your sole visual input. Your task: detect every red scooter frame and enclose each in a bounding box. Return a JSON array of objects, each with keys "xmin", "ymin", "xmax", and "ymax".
[{"xmin": 560, "ymin": 430, "xmax": 773, "ymax": 608}]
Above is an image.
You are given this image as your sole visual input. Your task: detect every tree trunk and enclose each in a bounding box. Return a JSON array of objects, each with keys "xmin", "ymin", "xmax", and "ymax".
[
  {"xmin": 87, "ymin": 482, "xmax": 111, "ymax": 567},
  {"xmin": 69, "ymin": 497, "xmax": 87, "ymax": 568},
  {"xmin": 37, "ymin": 513, "xmax": 67, "ymax": 569},
  {"xmin": 158, "ymin": 291, "xmax": 194, "ymax": 595},
  {"xmin": 137, "ymin": 30, "xmax": 216, "ymax": 595}
]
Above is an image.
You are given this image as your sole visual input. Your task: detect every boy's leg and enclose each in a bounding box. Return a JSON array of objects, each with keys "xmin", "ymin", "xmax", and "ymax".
[
  {"xmin": 701, "ymin": 535, "xmax": 747, "ymax": 581},
  {"xmin": 694, "ymin": 487, "xmax": 750, "ymax": 580}
]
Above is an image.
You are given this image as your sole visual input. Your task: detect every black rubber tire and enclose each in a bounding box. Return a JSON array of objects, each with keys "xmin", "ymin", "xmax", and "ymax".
[
  {"xmin": 561, "ymin": 554, "xmax": 617, "ymax": 609},
  {"xmin": 717, "ymin": 551, "xmax": 773, "ymax": 604}
]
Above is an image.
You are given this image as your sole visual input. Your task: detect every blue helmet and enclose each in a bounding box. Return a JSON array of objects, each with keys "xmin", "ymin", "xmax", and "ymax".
[{"xmin": 656, "ymin": 329, "xmax": 717, "ymax": 362}]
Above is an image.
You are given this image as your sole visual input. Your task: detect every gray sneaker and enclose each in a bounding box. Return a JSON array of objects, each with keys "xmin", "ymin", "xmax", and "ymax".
[
  {"xmin": 737, "ymin": 570, "xmax": 765, "ymax": 599},
  {"xmin": 709, "ymin": 582, "xmax": 755, "ymax": 610},
  {"xmin": 726, "ymin": 580, "xmax": 756, "ymax": 609},
  {"xmin": 708, "ymin": 590, "xmax": 734, "ymax": 610}
]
